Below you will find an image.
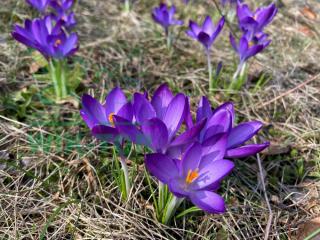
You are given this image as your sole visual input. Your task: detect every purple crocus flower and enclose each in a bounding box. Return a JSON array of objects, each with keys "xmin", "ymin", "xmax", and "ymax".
[
  {"xmin": 114, "ymin": 84, "xmax": 206, "ymax": 158},
  {"xmin": 187, "ymin": 97, "xmax": 269, "ymax": 158},
  {"xmin": 12, "ymin": 16, "xmax": 78, "ymax": 59},
  {"xmin": 80, "ymin": 87, "xmax": 133, "ymax": 144},
  {"xmin": 230, "ymin": 31, "xmax": 270, "ymax": 67},
  {"xmin": 50, "ymin": 0, "xmax": 76, "ymax": 29},
  {"xmin": 152, "ymin": 3, "xmax": 183, "ymax": 34},
  {"xmin": 186, "ymin": 16, "xmax": 225, "ymax": 50},
  {"xmin": 145, "ymin": 141, "xmax": 234, "ymax": 213},
  {"xmin": 50, "ymin": 0, "xmax": 74, "ymax": 12},
  {"xmin": 237, "ymin": 2, "xmax": 277, "ymax": 34},
  {"xmin": 26, "ymin": 0, "xmax": 50, "ymax": 13}
]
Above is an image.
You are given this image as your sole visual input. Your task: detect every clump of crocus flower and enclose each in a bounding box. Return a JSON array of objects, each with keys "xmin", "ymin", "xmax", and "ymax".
[
  {"xmin": 152, "ymin": 3, "xmax": 183, "ymax": 50},
  {"xmin": 12, "ymin": 0, "xmax": 78, "ymax": 101},
  {"xmin": 80, "ymin": 88, "xmax": 134, "ymax": 200},
  {"xmin": 80, "ymin": 84, "xmax": 269, "ymax": 224},
  {"xmin": 186, "ymin": 16, "xmax": 225, "ymax": 91},
  {"xmin": 230, "ymin": 2, "xmax": 277, "ymax": 88}
]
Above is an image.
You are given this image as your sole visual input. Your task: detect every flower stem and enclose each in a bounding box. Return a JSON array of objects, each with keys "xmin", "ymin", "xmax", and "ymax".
[
  {"xmin": 49, "ymin": 59, "xmax": 60, "ymax": 101},
  {"xmin": 124, "ymin": 0, "xmax": 130, "ymax": 12},
  {"xmin": 230, "ymin": 62, "xmax": 246, "ymax": 90},
  {"xmin": 162, "ymin": 195, "xmax": 184, "ymax": 225},
  {"xmin": 119, "ymin": 154, "xmax": 130, "ymax": 200},
  {"xmin": 49, "ymin": 59, "xmax": 68, "ymax": 101},
  {"xmin": 206, "ymin": 50, "xmax": 213, "ymax": 92},
  {"xmin": 158, "ymin": 181, "xmax": 166, "ymax": 213},
  {"xmin": 165, "ymin": 28, "xmax": 172, "ymax": 51}
]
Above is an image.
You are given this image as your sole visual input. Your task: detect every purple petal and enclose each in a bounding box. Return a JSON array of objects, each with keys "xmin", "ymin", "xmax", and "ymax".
[
  {"xmin": 104, "ymin": 87, "xmax": 127, "ymax": 116},
  {"xmin": 226, "ymin": 142, "xmax": 270, "ymax": 158},
  {"xmin": 133, "ymin": 93, "xmax": 156, "ymax": 124},
  {"xmin": 256, "ymin": 3, "xmax": 277, "ymax": 31},
  {"xmin": 209, "ymin": 17, "xmax": 225, "ymax": 43},
  {"xmin": 145, "ymin": 153, "xmax": 179, "ymax": 184},
  {"xmin": 200, "ymin": 133, "xmax": 228, "ymax": 168},
  {"xmin": 91, "ymin": 125, "xmax": 119, "ymax": 143},
  {"xmin": 202, "ymin": 16, "xmax": 214, "ymax": 35},
  {"xmin": 81, "ymin": 94, "xmax": 108, "ymax": 128},
  {"xmin": 196, "ymin": 97, "xmax": 212, "ymax": 123},
  {"xmin": 190, "ymin": 190, "xmax": 226, "ymax": 214},
  {"xmin": 197, "ymin": 32, "xmax": 211, "ymax": 49},
  {"xmin": 184, "ymin": 97, "xmax": 194, "ymax": 129},
  {"xmin": 141, "ymin": 118, "xmax": 169, "ymax": 152},
  {"xmin": 229, "ymin": 33, "xmax": 238, "ymax": 51},
  {"xmin": 113, "ymin": 115, "xmax": 148, "ymax": 145},
  {"xmin": 168, "ymin": 177, "xmax": 189, "ymax": 198},
  {"xmin": 117, "ymin": 102, "xmax": 133, "ymax": 121},
  {"xmin": 202, "ymin": 106, "xmax": 232, "ymax": 141},
  {"xmin": 181, "ymin": 142, "xmax": 202, "ymax": 177},
  {"xmin": 227, "ymin": 121, "xmax": 263, "ymax": 148},
  {"xmin": 163, "ymin": 93, "xmax": 186, "ymax": 140},
  {"xmin": 186, "ymin": 29, "xmax": 198, "ymax": 39},
  {"xmin": 171, "ymin": 119, "xmax": 206, "ymax": 147},
  {"xmin": 151, "ymin": 83, "xmax": 174, "ymax": 120},
  {"xmin": 189, "ymin": 21, "xmax": 201, "ymax": 36},
  {"xmin": 62, "ymin": 32, "xmax": 78, "ymax": 56},
  {"xmin": 193, "ymin": 159, "xmax": 234, "ymax": 190}
]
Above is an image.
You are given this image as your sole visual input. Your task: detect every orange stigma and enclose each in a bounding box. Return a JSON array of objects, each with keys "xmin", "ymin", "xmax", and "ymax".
[
  {"xmin": 185, "ymin": 169, "xmax": 199, "ymax": 184},
  {"xmin": 54, "ymin": 39, "xmax": 62, "ymax": 47},
  {"xmin": 108, "ymin": 112, "xmax": 115, "ymax": 126}
]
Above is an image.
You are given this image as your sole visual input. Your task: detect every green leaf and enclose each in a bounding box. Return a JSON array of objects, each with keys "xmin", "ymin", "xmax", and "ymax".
[{"xmin": 176, "ymin": 206, "xmax": 201, "ymax": 219}]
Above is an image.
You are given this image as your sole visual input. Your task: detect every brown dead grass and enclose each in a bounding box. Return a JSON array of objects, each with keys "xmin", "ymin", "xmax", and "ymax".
[{"xmin": 0, "ymin": 0, "xmax": 319, "ymax": 239}]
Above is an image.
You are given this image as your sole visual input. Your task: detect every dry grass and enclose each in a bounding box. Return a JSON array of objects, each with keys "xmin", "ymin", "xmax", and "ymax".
[{"xmin": 0, "ymin": 0, "xmax": 320, "ymax": 239}]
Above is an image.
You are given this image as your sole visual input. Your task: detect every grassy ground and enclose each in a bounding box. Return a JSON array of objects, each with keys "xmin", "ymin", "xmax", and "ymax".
[{"xmin": 0, "ymin": 0, "xmax": 320, "ymax": 239}]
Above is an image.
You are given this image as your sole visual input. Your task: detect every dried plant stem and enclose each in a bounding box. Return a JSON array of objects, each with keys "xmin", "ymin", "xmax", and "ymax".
[{"xmin": 256, "ymin": 153, "xmax": 273, "ymax": 240}]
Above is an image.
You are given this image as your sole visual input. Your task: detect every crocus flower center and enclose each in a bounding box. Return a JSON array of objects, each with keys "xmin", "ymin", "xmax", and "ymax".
[
  {"xmin": 54, "ymin": 39, "xmax": 62, "ymax": 47},
  {"xmin": 108, "ymin": 112, "xmax": 115, "ymax": 126},
  {"xmin": 249, "ymin": 41, "xmax": 255, "ymax": 47},
  {"xmin": 185, "ymin": 169, "xmax": 199, "ymax": 184}
]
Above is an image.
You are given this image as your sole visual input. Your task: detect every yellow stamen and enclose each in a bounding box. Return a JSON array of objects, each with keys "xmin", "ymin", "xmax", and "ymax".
[
  {"xmin": 185, "ymin": 169, "xmax": 199, "ymax": 184},
  {"xmin": 108, "ymin": 112, "xmax": 115, "ymax": 126},
  {"xmin": 249, "ymin": 41, "xmax": 254, "ymax": 47},
  {"xmin": 54, "ymin": 39, "xmax": 62, "ymax": 47}
]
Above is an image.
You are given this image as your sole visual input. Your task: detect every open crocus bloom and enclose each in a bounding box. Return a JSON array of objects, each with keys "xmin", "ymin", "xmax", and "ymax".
[
  {"xmin": 187, "ymin": 97, "xmax": 269, "ymax": 158},
  {"xmin": 186, "ymin": 16, "xmax": 225, "ymax": 50},
  {"xmin": 145, "ymin": 141, "xmax": 234, "ymax": 213},
  {"xmin": 12, "ymin": 16, "xmax": 78, "ymax": 59},
  {"xmin": 80, "ymin": 87, "xmax": 133, "ymax": 143},
  {"xmin": 229, "ymin": 31, "xmax": 270, "ymax": 66},
  {"xmin": 237, "ymin": 2, "xmax": 277, "ymax": 34},
  {"xmin": 152, "ymin": 3, "xmax": 183, "ymax": 33},
  {"xmin": 26, "ymin": 0, "xmax": 50, "ymax": 13},
  {"xmin": 115, "ymin": 84, "xmax": 206, "ymax": 157}
]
